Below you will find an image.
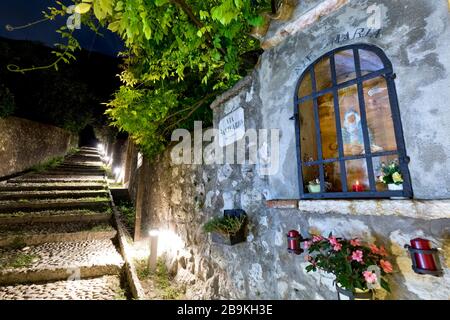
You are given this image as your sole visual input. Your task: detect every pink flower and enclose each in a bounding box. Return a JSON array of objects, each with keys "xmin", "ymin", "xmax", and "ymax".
[
  {"xmin": 363, "ymin": 271, "xmax": 378, "ymax": 284},
  {"xmin": 333, "ymin": 243, "xmax": 342, "ymax": 251},
  {"xmin": 352, "ymin": 250, "xmax": 364, "ymax": 262},
  {"xmin": 303, "ymin": 241, "xmax": 312, "ymax": 250},
  {"xmin": 328, "ymin": 236, "xmax": 338, "ymax": 246},
  {"xmin": 380, "ymin": 259, "xmax": 393, "ymax": 273},
  {"xmin": 312, "ymin": 235, "xmax": 323, "ymax": 243},
  {"xmin": 304, "ymin": 254, "xmax": 312, "ymax": 262},
  {"xmin": 350, "ymin": 238, "xmax": 361, "ymax": 246}
]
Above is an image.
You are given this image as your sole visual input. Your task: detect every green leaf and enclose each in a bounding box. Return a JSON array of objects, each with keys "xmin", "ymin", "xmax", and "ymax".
[{"xmin": 75, "ymin": 3, "xmax": 91, "ymax": 14}]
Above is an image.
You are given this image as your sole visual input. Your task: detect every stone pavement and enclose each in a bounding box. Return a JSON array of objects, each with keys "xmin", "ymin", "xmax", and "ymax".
[{"xmin": 0, "ymin": 147, "xmax": 127, "ymax": 300}]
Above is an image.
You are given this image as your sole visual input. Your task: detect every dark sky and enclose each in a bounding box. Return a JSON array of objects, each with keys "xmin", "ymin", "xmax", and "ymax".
[{"xmin": 0, "ymin": 0, "xmax": 124, "ymax": 57}]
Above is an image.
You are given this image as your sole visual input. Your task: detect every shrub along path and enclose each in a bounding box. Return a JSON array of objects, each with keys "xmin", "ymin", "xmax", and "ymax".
[{"xmin": 0, "ymin": 147, "xmax": 127, "ymax": 300}]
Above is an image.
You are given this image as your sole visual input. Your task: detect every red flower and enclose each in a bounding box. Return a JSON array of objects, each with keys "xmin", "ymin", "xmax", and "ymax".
[
  {"xmin": 370, "ymin": 244, "xmax": 380, "ymax": 254},
  {"xmin": 379, "ymin": 246, "xmax": 388, "ymax": 257},
  {"xmin": 350, "ymin": 238, "xmax": 361, "ymax": 246}
]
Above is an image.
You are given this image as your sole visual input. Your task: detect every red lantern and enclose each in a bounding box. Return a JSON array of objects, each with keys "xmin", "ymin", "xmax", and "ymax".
[
  {"xmin": 287, "ymin": 230, "xmax": 303, "ymax": 255},
  {"xmin": 405, "ymin": 238, "xmax": 443, "ymax": 277}
]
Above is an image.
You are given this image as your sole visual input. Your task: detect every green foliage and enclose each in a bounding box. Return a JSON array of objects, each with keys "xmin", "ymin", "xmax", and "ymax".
[
  {"xmin": 0, "ymin": 252, "xmax": 40, "ymax": 270},
  {"xmin": 0, "ymin": 84, "xmax": 15, "ymax": 118},
  {"xmin": 203, "ymin": 215, "xmax": 246, "ymax": 236},
  {"xmin": 29, "ymin": 156, "xmax": 64, "ymax": 173},
  {"xmin": 117, "ymin": 201, "xmax": 136, "ymax": 233},
  {"xmin": 135, "ymin": 257, "xmax": 185, "ymax": 299},
  {"xmin": 33, "ymin": 0, "xmax": 269, "ymax": 158},
  {"xmin": 304, "ymin": 234, "xmax": 392, "ymax": 293}
]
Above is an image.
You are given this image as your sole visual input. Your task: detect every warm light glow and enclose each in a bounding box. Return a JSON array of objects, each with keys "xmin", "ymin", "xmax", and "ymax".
[
  {"xmin": 156, "ymin": 229, "xmax": 185, "ymax": 256},
  {"xmin": 149, "ymin": 229, "xmax": 160, "ymax": 237},
  {"xmin": 356, "ymin": 180, "xmax": 360, "ymax": 186},
  {"xmin": 97, "ymin": 143, "xmax": 105, "ymax": 153}
]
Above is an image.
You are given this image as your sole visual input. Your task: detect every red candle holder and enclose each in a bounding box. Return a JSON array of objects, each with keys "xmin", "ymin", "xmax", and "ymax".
[
  {"xmin": 405, "ymin": 238, "xmax": 443, "ymax": 277},
  {"xmin": 352, "ymin": 181, "xmax": 364, "ymax": 192},
  {"xmin": 287, "ymin": 230, "xmax": 304, "ymax": 255}
]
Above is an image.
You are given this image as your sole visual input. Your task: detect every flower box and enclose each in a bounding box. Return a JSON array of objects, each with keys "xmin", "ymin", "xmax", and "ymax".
[{"xmin": 205, "ymin": 209, "xmax": 247, "ymax": 246}]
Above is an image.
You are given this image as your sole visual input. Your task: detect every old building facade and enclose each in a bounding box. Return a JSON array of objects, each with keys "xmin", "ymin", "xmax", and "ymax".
[{"xmin": 111, "ymin": 0, "xmax": 450, "ymax": 299}]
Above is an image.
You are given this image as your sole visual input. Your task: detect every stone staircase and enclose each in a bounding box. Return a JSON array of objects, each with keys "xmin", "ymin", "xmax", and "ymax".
[{"xmin": 0, "ymin": 147, "xmax": 127, "ymax": 300}]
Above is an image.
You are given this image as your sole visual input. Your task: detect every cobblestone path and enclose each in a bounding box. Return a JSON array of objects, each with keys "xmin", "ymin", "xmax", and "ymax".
[{"xmin": 0, "ymin": 147, "xmax": 127, "ymax": 300}]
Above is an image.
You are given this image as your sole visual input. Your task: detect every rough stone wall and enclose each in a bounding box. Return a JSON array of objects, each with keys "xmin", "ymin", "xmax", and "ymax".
[
  {"xmin": 125, "ymin": 0, "xmax": 450, "ymax": 300},
  {"xmin": 134, "ymin": 140, "xmax": 449, "ymax": 300},
  {"xmin": 0, "ymin": 116, "xmax": 77, "ymax": 178}
]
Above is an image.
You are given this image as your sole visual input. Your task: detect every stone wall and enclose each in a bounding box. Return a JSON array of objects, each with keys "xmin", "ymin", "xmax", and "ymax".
[
  {"xmin": 117, "ymin": 0, "xmax": 450, "ymax": 300},
  {"xmin": 124, "ymin": 140, "xmax": 449, "ymax": 300},
  {"xmin": 0, "ymin": 116, "xmax": 77, "ymax": 178}
]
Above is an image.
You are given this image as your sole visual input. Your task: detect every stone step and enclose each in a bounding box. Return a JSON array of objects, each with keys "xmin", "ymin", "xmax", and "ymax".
[
  {"xmin": 40, "ymin": 171, "xmax": 105, "ymax": 176},
  {"xmin": 0, "ymin": 221, "xmax": 116, "ymax": 247},
  {"xmin": 8, "ymin": 177, "xmax": 105, "ymax": 184},
  {"xmin": 55, "ymin": 165, "xmax": 104, "ymax": 171},
  {"xmin": 0, "ymin": 239, "xmax": 124, "ymax": 285},
  {"xmin": 0, "ymin": 199, "xmax": 110, "ymax": 213},
  {"xmin": 66, "ymin": 155, "xmax": 101, "ymax": 161},
  {"xmin": 0, "ymin": 184, "xmax": 106, "ymax": 192},
  {"xmin": 0, "ymin": 209, "xmax": 112, "ymax": 225},
  {"xmin": 0, "ymin": 275, "xmax": 126, "ymax": 300},
  {"xmin": 0, "ymin": 190, "xmax": 109, "ymax": 201}
]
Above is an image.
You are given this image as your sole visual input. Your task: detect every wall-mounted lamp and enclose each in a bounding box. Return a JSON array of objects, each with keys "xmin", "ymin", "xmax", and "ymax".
[
  {"xmin": 148, "ymin": 229, "xmax": 160, "ymax": 271},
  {"xmin": 287, "ymin": 229, "xmax": 307, "ymax": 255},
  {"xmin": 404, "ymin": 238, "xmax": 443, "ymax": 277}
]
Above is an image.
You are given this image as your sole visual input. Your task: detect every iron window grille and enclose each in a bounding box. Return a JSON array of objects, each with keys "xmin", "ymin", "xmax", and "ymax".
[{"xmin": 294, "ymin": 44, "xmax": 413, "ymax": 199}]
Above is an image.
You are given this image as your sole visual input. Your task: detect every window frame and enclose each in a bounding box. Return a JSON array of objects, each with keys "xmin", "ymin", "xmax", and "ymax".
[{"xmin": 294, "ymin": 43, "xmax": 413, "ymax": 199}]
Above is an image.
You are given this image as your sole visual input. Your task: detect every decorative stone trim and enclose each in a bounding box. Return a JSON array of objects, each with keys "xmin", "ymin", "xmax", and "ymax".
[
  {"xmin": 261, "ymin": 0, "xmax": 349, "ymax": 50},
  {"xmin": 297, "ymin": 200, "xmax": 450, "ymax": 220},
  {"xmin": 266, "ymin": 199, "xmax": 299, "ymax": 209}
]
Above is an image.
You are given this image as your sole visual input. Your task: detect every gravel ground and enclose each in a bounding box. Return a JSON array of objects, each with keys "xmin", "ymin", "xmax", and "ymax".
[
  {"xmin": 0, "ymin": 275, "xmax": 125, "ymax": 300},
  {"xmin": 0, "ymin": 240, "xmax": 124, "ymax": 271}
]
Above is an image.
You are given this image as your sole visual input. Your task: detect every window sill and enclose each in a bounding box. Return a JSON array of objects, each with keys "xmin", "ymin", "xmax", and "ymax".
[{"xmin": 266, "ymin": 199, "xmax": 450, "ymax": 220}]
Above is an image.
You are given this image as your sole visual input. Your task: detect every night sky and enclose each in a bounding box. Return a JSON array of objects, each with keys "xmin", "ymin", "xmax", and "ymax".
[{"xmin": 0, "ymin": 0, "xmax": 124, "ymax": 57}]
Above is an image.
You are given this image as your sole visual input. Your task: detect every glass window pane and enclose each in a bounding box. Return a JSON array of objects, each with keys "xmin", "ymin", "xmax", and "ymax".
[
  {"xmin": 298, "ymin": 69, "xmax": 312, "ymax": 98},
  {"xmin": 299, "ymin": 100, "xmax": 318, "ymax": 162},
  {"xmin": 325, "ymin": 162, "xmax": 342, "ymax": 192},
  {"xmin": 302, "ymin": 164, "xmax": 321, "ymax": 193},
  {"xmin": 359, "ymin": 49, "xmax": 384, "ymax": 75},
  {"xmin": 338, "ymin": 85, "xmax": 365, "ymax": 156},
  {"xmin": 372, "ymin": 155, "xmax": 403, "ymax": 192},
  {"xmin": 318, "ymin": 93, "xmax": 338, "ymax": 159},
  {"xmin": 346, "ymin": 159, "xmax": 369, "ymax": 192},
  {"xmin": 334, "ymin": 50, "xmax": 356, "ymax": 84},
  {"xmin": 363, "ymin": 76, "xmax": 397, "ymax": 153},
  {"xmin": 314, "ymin": 56, "xmax": 332, "ymax": 92}
]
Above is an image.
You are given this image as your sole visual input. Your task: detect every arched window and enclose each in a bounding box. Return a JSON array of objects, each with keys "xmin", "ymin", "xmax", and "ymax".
[{"xmin": 294, "ymin": 44, "xmax": 412, "ymax": 199}]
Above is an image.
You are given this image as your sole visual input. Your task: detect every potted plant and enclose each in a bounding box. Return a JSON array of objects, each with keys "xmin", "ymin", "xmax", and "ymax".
[
  {"xmin": 303, "ymin": 233, "xmax": 393, "ymax": 300},
  {"xmin": 307, "ymin": 178, "xmax": 332, "ymax": 193},
  {"xmin": 203, "ymin": 210, "xmax": 247, "ymax": 246},
  {"xmin": 379, "ymin": 159, "xmax": 403, "ymax": 191}
]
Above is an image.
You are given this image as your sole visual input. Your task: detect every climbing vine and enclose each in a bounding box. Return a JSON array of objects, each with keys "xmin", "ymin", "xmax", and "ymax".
[{"xmin": 12, "ymin": 0, "xmax": 271, "ymax": 157}]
